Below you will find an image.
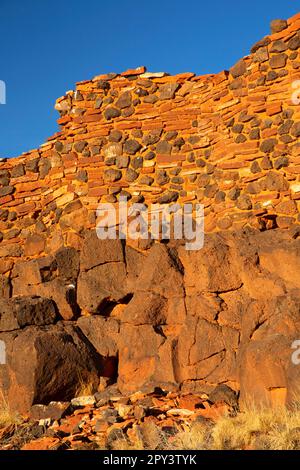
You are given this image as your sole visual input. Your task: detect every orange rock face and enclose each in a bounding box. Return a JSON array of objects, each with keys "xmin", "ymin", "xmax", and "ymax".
[
  {"xmin": 2, "ymin": 15, "xmax": 300, "ymax": 413},
  {"xmin": 1, "ymin": 228, "xmax": 300, "ymax": 412}
]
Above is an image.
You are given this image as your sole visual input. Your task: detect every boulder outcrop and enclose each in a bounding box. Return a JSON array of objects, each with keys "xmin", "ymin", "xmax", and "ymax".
[{"xmin": 1, "ymin": 228, "xmax": 300, "ymax": 411}]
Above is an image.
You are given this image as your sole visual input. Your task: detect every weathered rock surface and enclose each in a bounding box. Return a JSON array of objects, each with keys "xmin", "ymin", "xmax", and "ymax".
[
  {"xmin": 2, "ymin": 13, "xmax": 300, "ymax": 415},
  {"xmin": 0, "ymin": 388, "xmax": 233, "ymax": 450},
  {"xmin": 0, "ymin": 296, "xmax": 57, "ymax": 331},
  {"xmin": 0, "ymin": 323, "xmax": 100, "ymax": 413},
  {"xmin": 1, "ymin": 228, "xmax": 300, "ymax": 411}
]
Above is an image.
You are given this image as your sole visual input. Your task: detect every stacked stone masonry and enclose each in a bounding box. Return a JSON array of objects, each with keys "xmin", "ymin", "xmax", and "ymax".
[
  {"xmin": 1, "ymin": 13, "xmax": 300, "ymax": 251},
  {"xmin": 2, "ymin": 14, "xmax": 300, "ymax": 412}
]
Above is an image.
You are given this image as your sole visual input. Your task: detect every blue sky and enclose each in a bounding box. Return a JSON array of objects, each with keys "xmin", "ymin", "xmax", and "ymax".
[{"xmin": 0, "ymin": 0, "xmax": 298, "ymax": 159}]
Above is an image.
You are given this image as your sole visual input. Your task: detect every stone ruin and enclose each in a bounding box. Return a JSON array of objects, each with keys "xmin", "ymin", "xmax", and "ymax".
[{"xmin": 2, "ymin": 14, "xmax": 300, "ymax": 412}]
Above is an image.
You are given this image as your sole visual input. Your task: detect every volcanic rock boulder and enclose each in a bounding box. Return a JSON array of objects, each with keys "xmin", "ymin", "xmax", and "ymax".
[
  {"xmin": 77, "ymin": 263, "xmax": 127, "ymax": 314},
  {"xmin": 77, "ymin": 232, "xmax": 128, "ymax": 315},
  {"xmin": 237, "ymin": 294, "xmax": 300, "ymax": 407},
  {"xmin": 0, "ymin": 296, "xmax": 58, "ymax": 331},
  {"xmin": 12, "ymin": 247, "xmax": 80, "ymax": 320},
  {"xmin": 117, "ymin": 244, "xmax": 186, "ymax": 394},
  {"xmin": 0, "ymin": 322, "xmax": 100, "ymax": 413},
  {"xmin": 77, "ymin": 316, "xmax": 119, "ymax": 378},
  {"xmin": 0, "ymin": 275, "xmax": 11, "ymax": 299}
]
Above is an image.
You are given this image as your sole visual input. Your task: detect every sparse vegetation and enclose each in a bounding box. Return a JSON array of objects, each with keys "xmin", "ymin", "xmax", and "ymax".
[
  {"xmin": 174, "ymin": 406, "xmax": 300, "ymax": 450},
  {"xmin": 0, "ymin": 392, "xmax": 21, "ymax": 430},
  {"xmin": 2, "ymin": 397, "xmax": 300, "ymax": 450},
  {"xmin": 104, "ymin": 406, "xmax": 300, "ymax": 451},
  {"xmin": 75, "ymin": 373, "xmax": 98, "ymax": 398}
]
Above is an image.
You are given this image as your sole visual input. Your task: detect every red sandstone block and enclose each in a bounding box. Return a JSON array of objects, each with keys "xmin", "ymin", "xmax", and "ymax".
[
  {"xmin": 41, "ymin": 150, "xmax": 54, "ymax": 158},
  {"xmin": 110, "ymin": 79, "xmax": 132, "ymax": 89},
  {"xmin": 232, "ymin": 89, "xmax": 248, "ymax": 98},
  {"xmin": 252, "ymin": 104, "xmax": 266, "ymax": 113},
  {"xmin": 212, "ymin": 71, "xmax": 228, "ymax": 86},
  {"xmin": 141, "ymin": 121, "xmax": 164, "ymax": 130},
  {"xmin": 269, "ymin": 27, "xmax": 296, "ymax": 42},
  {"xmin": 136, "ymin": 107, "xmax": 158, "ymax": 116},
  {"xmin": 285, "ymin": 166, "xmax": 300, "ymax": 174},
  {"xmin": 261, "ymin": 128, "xmax": 278, "ymax": 138},
  {"xmin": 215, "ymin": 90, "xmax": 230, "ymax": 102},
  {"xmin": 1, "ymin": 199, "xmax": 22, "ymax": 208},
  {"xmin": 140, "ymin": 167, "xmax": 155, "ymax": 174},
  {"xmin": 173, "ymin": 72, "xmax": 195, "ymax": 81},
  {"xmin": 82, "ymin": 114, "xmax": 103, "ymax": 124},
  {"xmin": 240, "ymin": 172, "xmax": 265, "ymax": 183},
  {"xmin": 79, "ymin": 156, "xmax": 105, "ymax": 165},
  {"xmin": 121, "ymin": 66, "xmax": 146, "ymax": 76},
  {"xmin": 288, "ymin": 19, "xmax": 300, "ymax": 33},
  {"xmin": 247, "ymin": 94, "xmax": 266, "ymax": 103},
  {"xmin": 72, "ymin": 116, "xmax": 84, "ymax": 124},
  {"xmin": 115, "ymin": 121, "xmax": 142, "ymax": 130},
  {"xmin": 72, "ymin": 132, "xmax": 92, "ymax": 141},
  {"xmin": 85, "ymin": 108, "xmax": 103, "ymax": 116},
  {"xmin": 15, "ymin": 202, "xmax": 36, "ymax": 214},
  {"xmin": 15, "ymin": 181, "xmax": 42, "ymax": 192},
  {"xmin": 47, "ymin": 131, "xmax": 62, "ymax": 142},
  {"xmin": 0, "ymin": 195, "xmax": 13, "ymax": 205},
  {"xmin": 75, "ymin": 79, "xmax": 90, "ymax": 86},
  {"xmin": 110, "ymin": 182, "xmax": 129, "ymax": 188},
  {"xmin": 88, "ymin": 187, "xmax": 108, "ymax": 197},
  {"xmin": 65, "ymin": 174, "xmax": 76, "ymax": 182},
  {"xmin": 57, "ymin": 116, "xmax": 71, "ymax": 125},
  {"xmin": 288, "ymin": 12, "xmax": 300, "ymax": 25},
  {"xmin": 11, "ymin": 174, "xmax": 39, "ymax": 184},
  {"xmin": 191, "ymin": 73, "xmax": 214, "ymax": 82},
  {"xmin": 85, "ymin": 101, "xmax": 99, "ymax": 109},
  {"xmin": 277, "ymin": 144, "xmax": 288, "ymax": 152},
  {"xmin": 157, "ymin": 154, "xmax": 186, "ymax": 164},
  {"xmin": 221, "ymin": 104, "xmax": 245, "ymax": 120},
  {"xmin": 16, "ymin": 191, "xmax": 42, "ymax": 199},
  {"xmin": 43, "ymin": 179, "xmax": 58, "ymax": 188},
  {"xmin": 239, "ymin": 153, "xmax": 263, "ymax": 162},
  {"xmin": 165, "ymin": 121, "xmax": 191, "ymax": 131},
  {"xmin": 266, "ymin": 103, "xmax": 282, "ymax": 116},
  {"xmin": 253, "ymin": 192, "xmax": 279, "ymax": 201},
  {"xmin": 151, "ymin": 76, "xmax": 179, "ymax": 84},
  {"xmin": 159, "ymin": 103, "xmax": 173, "ymax": 113},
  {"xmin": 0, "ymin": 164, "xmax": 13, "ymax": 171},
  {"xmin": 218, "ymin": 161, "xmax": 246, "ymax": 170},
  {"xmin": 162, "ymin": 109, "xmax": 198, "ymax": 119},
  {"xmin": 43, "ymin": 195, "xmax": 54, "ymax": 205},
  {"xmin": 228, "ymin": 141, "xmax": 259, "ymax": 153},
  {"xmin": 247, "ymin": 71, "xmax": 261, "ymax": 82},
  {"xmin": 81, "ymin": 128, "xmax": 111, "ymax": 138},
  {"xmin": 62, "ymin": 152, "xmax": 78, "ymax": 163},
  {"xmin": 88, "ymin": 180, "xmax": 104, "ymax": 188}
]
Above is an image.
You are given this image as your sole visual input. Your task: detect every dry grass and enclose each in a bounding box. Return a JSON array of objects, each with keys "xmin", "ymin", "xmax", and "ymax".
[
  {"xmin": 107, "ymin": 405, "xmax": 300, "ymax": 450},
  {"xmin": 75, "ymin": 373, "xmax": 97, "ymax": 397},
  {"xmin": 2, "ymin": 389, "xmax": 300, "ymax": 450},
  {"xmin": 172, "ymin": 406, "xmax": 300, "ymax": 450},
  {"xmin": 0, "ymin": 392, "xmax": 21, "ymax": 430}
]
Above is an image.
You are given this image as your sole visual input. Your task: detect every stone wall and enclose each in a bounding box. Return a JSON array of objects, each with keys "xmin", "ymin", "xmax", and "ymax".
[
  {"xmin": 1, "ymin": 14, "xmax": 300, "ymax": 260},
  {"xmin": 2, "ymin": 14, "xmax": 300, "ymax": 412}
]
